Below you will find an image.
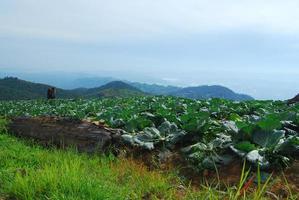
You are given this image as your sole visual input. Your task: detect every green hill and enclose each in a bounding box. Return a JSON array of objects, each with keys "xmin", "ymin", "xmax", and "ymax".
[
  {"xmin": 0, "ymin": 78, "xmax": 145, "ymax": 100},
  {"xmin": 0, "ymin": 77, "xmax": 79, "ymax": 100},
  {"xmin": 0, "ymin": 77, "xmax": 254, "ymax": 101},
  {"xmin": 170, "ymin": 85, "xmax": 253, "ymax": 101},
  {"xmin": 85, "ymin": 81, "xmax": 145, "ymax": 98},
  {"xmin": 129, "ymin": 82, "xmax": 181, "ymax": 95},
  {"xmin": 0, "ymin": 77, "xmax": 145, "ymax": 100}
]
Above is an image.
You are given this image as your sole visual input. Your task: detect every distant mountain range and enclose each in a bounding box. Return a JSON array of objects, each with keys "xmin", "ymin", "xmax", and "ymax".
[
  {"xmin": 129, "ymin": 82, "xmax": 180, "ymax": 95},
  {"xmin": 68, "ymin": 77, "xmax": 116, "ymax": 89},
  {"xmin": 70, "ymin": 77, "xmax": 253, "ymax": 100},
  {"xmin": 170, "ymin": 85, "xmax": 253, "ymax": 101},
  {"xmin": 61, "ymin": 77, "xmax": 180, "ymax": 94},
  {"xmin": 0, "ymin": 78, "xmax": 145, "ymax": 100},
  {"xmin": 0, "ymin": 77, "xmax": 254, "ymax": 101},
  {"xmin": 80, "ymin": 81, "xmax": 145, "ymax": 98}
]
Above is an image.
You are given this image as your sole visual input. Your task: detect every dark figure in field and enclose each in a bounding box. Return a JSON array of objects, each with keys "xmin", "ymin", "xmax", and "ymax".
[
  {"xmin": 287, "ymin": 94, "xmax": 299, "ymax": 105},
  {"xmin": 47, "ymin": 87, "xmax": 56, "ymax": 100}
]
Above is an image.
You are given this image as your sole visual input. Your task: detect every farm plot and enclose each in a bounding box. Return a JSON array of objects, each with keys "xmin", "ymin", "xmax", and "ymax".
[{"xmin": 1, "ymin": 96, "xmax": 299, "ymax": 172}]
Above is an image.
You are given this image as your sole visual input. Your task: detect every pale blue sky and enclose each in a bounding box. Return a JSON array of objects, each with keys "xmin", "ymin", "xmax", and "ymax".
[{"xmin": 0, "ymin": 0, "xmax": 299, "ymax": 99}]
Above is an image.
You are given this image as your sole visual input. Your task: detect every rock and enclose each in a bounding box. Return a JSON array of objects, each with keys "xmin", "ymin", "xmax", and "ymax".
[{"xmin": 8, "ymin": 117, "xmax": 122, "ymax": 153}]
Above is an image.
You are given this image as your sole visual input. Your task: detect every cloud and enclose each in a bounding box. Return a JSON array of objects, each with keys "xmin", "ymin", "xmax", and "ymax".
[
  {"xmin": 1, "ymin": 0, "xmax": 299, "ymax": 42},
  {"xmin": 0, "ymin": 0, "xmax": 299, "ymax": 100}
]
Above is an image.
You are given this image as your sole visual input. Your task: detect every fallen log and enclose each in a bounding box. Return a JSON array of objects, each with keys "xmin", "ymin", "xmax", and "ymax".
[{"xmin": 8, "ymin": 117, "xmax": 123, "ymax": 153}]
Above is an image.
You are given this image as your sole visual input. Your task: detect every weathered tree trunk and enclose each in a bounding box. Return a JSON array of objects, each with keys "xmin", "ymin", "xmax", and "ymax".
[{"xmin": 8, "ymin": 117, "xmax": 122, "ymax": 153}]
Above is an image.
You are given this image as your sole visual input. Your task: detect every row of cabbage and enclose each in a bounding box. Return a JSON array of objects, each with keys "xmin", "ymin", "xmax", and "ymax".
[{"xmin": 0, "ymin": 96, "xmax": 298, "ymax": 170}]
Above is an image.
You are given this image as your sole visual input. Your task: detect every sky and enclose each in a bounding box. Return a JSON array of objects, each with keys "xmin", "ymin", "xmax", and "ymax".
[{"xmin": 0, "ymin": 0, "xmax": 299, "ymax": 99}]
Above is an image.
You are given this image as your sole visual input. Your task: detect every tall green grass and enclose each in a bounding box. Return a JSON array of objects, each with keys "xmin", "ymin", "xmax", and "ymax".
[{"xmin": 0, "ymin": 133, "xmax": 183, "ymax": 200}]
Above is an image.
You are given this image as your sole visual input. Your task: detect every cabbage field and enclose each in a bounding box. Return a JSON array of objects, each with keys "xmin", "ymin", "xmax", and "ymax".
[{"xmin": 1, "ymin": 96, "xmax": 299, "ymax": 171}]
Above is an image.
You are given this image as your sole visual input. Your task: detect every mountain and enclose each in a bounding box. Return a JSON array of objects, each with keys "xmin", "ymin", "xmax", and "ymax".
[
  {"xmin": 65, "ymin": 78, "xmax": 181, "ymax": 95},
  {"xmin": 84, "ymin": 81, "xmax": 145, "ymax": 98},
  {"xmin": 170, "ymin": 85, "xmax": 254, "ymax": 101},
  {"xmin": 0, "ymin": 77, "xmax": 253, "ymax": 101},
  {"xmin": 68, "ymin": 77, "xmax": 117, "ymax": 89},
  {"xmin": 0, "ymin": 78, "xmax": 145, "ymax": 100},
  {"xmin": 37, "ymin": 75, "xmax": 249, "ymax": 99},
  {"xmin": 287, "ymin": 94, "xmax": 299, "ymax": 105},
  {"xmin": 0, "ymin": 77, "xmax": 79, "ymax": 100},
  {"xmin": 129, "ymin": 82, "xmax": 181, "ymax": 95}
]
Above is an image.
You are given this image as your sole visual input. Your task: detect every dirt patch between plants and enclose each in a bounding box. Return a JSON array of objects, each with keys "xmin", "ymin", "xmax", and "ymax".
[{"xmin": 283, "ymin": 161, "xmax": 299, "ymax": 191}]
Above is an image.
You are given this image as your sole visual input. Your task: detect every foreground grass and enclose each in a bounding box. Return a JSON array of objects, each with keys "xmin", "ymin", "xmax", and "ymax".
[
  {"xmin": 0, "ymin": 129, "xmax": 297, "ymax": 199},
  {"xmin": 0, "ymin": 133, "xmax": 185, "ymax": 200}
]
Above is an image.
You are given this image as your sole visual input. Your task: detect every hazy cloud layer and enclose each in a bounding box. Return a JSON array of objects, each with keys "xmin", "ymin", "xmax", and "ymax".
[
  {"xmin": 1, "ymin": 0, "xmax": 299, "ymax": 99},
  {"xmin": 2, "ymin": 0, "xmax": 299, "ymax": 41}
]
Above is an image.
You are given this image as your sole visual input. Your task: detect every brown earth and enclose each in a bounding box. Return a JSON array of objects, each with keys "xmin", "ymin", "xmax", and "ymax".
[
  {"xmin": 197, "ymin": 160, "xmax": 299, "ymax": 198},
  {"xmin": 282, "ymin": 161, "xmax": 299, "ymax": 192}
]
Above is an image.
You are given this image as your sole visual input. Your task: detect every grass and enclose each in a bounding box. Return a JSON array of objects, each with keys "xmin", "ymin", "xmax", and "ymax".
[
  {"xmin": 0, "ymin": 118, "xmax": 297, "ymax": 200},
  {"xmin": 0, "ymin": 133, "xmax": 183, "ymax": 200}
]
